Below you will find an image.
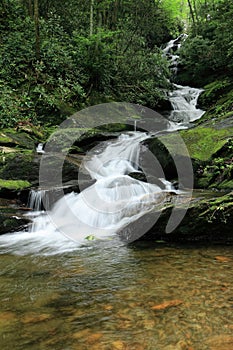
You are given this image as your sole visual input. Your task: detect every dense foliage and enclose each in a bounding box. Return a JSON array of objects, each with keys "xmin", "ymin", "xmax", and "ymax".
[
  {"xmin": 0, "ymin": 0, "xmax": 182, "ymax": 128},
  {"xmin": 177, "ymin": 0, "xmax": 233, "ymax": 87}
]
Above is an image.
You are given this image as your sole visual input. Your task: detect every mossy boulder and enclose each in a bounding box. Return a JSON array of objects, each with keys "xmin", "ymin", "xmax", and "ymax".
[
  {"xmin": 194, "ymin": 138, "xmax": 233, "ymax": 189},
  {"xmin": 146, "ymin": 113, "xmax": 233, "ymax": 190},
  {"xmin": 141, "ymin": 191, "xmax": 233, "ymax": 243},
  {"xmin": 0, "ymin": 179, "xmax": 31, "ymax": 199}
]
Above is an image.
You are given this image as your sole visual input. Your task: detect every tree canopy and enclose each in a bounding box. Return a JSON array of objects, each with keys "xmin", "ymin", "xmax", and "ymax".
[
  {"xmin": 1, "ymin": 0, "xmax": 232, "ymax": 128},
  {"xmin": 0, "ymin": 0, "xmax": 183, "ymax": 127}
]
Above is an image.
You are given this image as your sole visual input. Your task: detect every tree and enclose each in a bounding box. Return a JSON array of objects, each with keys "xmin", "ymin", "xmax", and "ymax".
[{"xmin": 34, "ymin": 0, "xmax": 40, "ymax": 59}]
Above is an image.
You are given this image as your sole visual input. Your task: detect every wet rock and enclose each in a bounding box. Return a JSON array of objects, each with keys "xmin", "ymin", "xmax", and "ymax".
[
  {"xmin": 21, "ymin": 313, "xmax": 51, "ymax": 324},
  {"xmin": 142, "ymin": 137, "xmax": 177, "ymax": 180},
  {"xmin": 111, "ymin": 340, "xmax": 127, "ymax": 350},
  {"xmin": 86, "ymin": 333, "xmax": 103, "ymax": 344},
  {"xmin": 0, "ymin": 311, "xmax": 17, "ymax": 325},
  {"xmin": 151, "ymin": 299, "xmax": 183, "ymax": 311},
  {"xmin": 0, "ymin": 153, "xmax": 39, "ymax": 184},
  {"xmin": 0, "ymin": 129, "xmax": 36, "ymax": 149},
  {"xmin": 140, "ymin": 191, "xmax": 233, "ymax": 243},
  {"xmin": 215, "ymin": 256, "xmax": 232, "ymax": 263},
  {"xmin": 0, "ymin": 198, "xmax": 31, "ymax": 234},
  {"xmin": 72, "ymin": 329, "xmax": 90, "ymax": 340},
  {"xmin": 0, "ymin": 207, "xmax": 30, "ymax": 235}
]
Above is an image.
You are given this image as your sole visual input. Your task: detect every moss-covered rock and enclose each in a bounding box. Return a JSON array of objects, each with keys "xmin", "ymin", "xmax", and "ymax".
[
  {"xmin": 141, "ymin": 191, "xmax": 233, "ymax": 243},
  {"xmin": 0, "ymin": 179, "xmax": 31, "ymax": 190},
  {"xmin": 0, "ymin": 129, "xmax": 37, "ymax": 150},
  {"xmin": 145, "ymin": 113, "xmax": 233, "ymax": 190},
  {"xmin": 194, "ymin": 138, "xmax": 233, "ymax": 189}
]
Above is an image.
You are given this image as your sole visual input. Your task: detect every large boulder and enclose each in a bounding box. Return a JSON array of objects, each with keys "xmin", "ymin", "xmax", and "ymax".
[
  {"xmin": 139, "ymin": 191, "xmax": 233, "ymax": 243},
  {"xmin": 144, "ymin": 113, "xmax": 233, "ymax": 190}
]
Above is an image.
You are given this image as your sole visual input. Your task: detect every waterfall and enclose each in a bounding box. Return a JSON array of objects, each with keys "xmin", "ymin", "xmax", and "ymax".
[
  {"xmin": 168, "ymin": 84, "xmax": 205, "ymax": 123},
  {"xmin": 163, "ymin": 35, "xmax": 205, "ymax": 125},
  {"xmin": 27, "ymin": 189, "xmax": 46, "ymax": 211},
  {"xmin": 31, "ymin": 132, "xmax": 176, "ymax": 243},
  {"xmin": 0, "ymin": 35, "xmax": 206, "ymax": 255}
]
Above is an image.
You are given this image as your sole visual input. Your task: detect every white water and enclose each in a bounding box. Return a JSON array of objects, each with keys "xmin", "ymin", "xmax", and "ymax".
[
  {"xmin": 27, "ymin": 189, "xmax": 46, "ymax": 211},
  {"xmin": 36, "ymin": 143, "xmax": 44, "ymax": 154},
  {"xmin": 168, "ymin": 84, "xmax": 205, "ymax": 123},
  {"xmin": 0, "ymin": 37, "xmax": 205, "ymax": 255},
  {"xmin": 164, "ymin": 35, "xmax": 205, "ymax": 125}
]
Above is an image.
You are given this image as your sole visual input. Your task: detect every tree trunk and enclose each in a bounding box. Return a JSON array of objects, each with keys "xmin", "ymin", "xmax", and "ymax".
[
  {"xmin": 90, "ymin": 0, "xmax": 94, "ymax": 36},
  {"xmin": 187, "ymin": 0, "xmax": 196, "ymax": 30},
  {"xmin": 28, "ymin": 0, "xmax": 33, "ymax": 18},
  {"xmin": 34, "ymin": 0, "xmax": 40, "ymax": 60}
]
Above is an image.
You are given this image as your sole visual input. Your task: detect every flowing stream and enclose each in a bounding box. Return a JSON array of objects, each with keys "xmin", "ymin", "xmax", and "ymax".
[{"xmin": 1, "ymin": 38, "xmax": 230, "ymax": 350}]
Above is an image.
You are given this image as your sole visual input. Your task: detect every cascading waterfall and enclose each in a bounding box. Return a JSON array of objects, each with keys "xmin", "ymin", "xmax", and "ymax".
[
  {"xmin": 164, "ymin": 35, "xmax": 205, "ymax": 125},
  {"xmin": 0, "ymin": 36, "xmax": 206, "ymax": 255},
  {"xmin": 31, "ymin": 132, "xmax": 175, "ymax": 244},
  {"xmin": 168, "ymin": 84, "xmax": 205, "ymax": 123}
]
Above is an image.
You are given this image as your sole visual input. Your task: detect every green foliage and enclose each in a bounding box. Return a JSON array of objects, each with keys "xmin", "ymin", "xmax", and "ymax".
[
  {"xmin": 197, "ymin": 78, "xmax": 233, "ymax": 122},
  {"xmin": 199, "ymin": 79, "xmax": 232, "ymax": 108},
  {"xmin": 0, "ymin": 0, "xmax": 182, "ymax": 128},
  {"xmin": 178, "ymin": 36, "xmax": 214, "ymax": 86},
  {"xmin": 177, "ymin": 0, "xmax": 233, "ymax": 86}
]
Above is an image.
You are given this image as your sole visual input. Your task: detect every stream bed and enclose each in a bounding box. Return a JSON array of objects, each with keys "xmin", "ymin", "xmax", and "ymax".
[{"xmin": 0, "ymin": 242, "xmax": 233, "ymax": 350}]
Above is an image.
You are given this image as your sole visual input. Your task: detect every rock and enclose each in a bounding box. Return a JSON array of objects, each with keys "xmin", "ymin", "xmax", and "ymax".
[
  {"xmin": 0, "ymin": 179, "xmax": 31, "ymax": 193},
  {"xmin": 86, "ymin": 333, "xmax": 103, "ymax": 344},
  {"xmin": 111, "ymin": 340, "xmax": 127, "ymax": 350},
  {"xmin": 0, "ymin": 311, "xmax": 17, "ymax": 325},
  {"xmin": 140, "ymin": 191, "xmax": 233, "ymax": 243},
  {"xmin": 0, "ymin": 153, "xmax": 39, "ymax": 183},
  {"xmin": 151, "ymin": 299, "xmax": 183, "ymax": 311},
  {"xmin": 215, "ymin": 256, "xmax": 232, "ymax": 263},
  {"xmin": 22, "ymin": 313, "xmax": 51, "ymax": 324},
  {"xmin": 0, "ymin": 203, "xmax": 30, "ymax": 234},
  {"xmin": 72, "ymin": 329, "xmax": 90, "ymax": 340},
  {"xmin": 142, "ymin": 137, "xmax": 178, "ymax": 180},
  {"xmin": 0, "ymin": 129, "xmax": 36, "ymax": 149},
  {"xmin": 128, "ymin": 172, "xmax": 148, "ymax": 183}
]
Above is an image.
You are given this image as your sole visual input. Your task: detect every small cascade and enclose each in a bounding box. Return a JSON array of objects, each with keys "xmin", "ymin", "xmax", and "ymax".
[
  {"xmin": 163, "ymin": 35, "xmax": 205, "ymax": 125},
  {"xmin": 163, "ymin": 34, "xmax": 187, "ymax": 74},
  {"xmin": 27, "ymin": 189, "xmax": 46, "ymax": 211},
  {"xmin": 168, "ymin": 84, "xmax": 205, "ymax": 123}
]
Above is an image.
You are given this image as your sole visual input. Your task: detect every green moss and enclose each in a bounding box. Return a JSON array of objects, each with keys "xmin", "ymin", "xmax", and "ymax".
[
  {"xmin": 0, "ymin": 128, "xmax": 36, "ymax": 149},
  {"xmin": 180, "ymin": 127, "xmax": 233, "ymax": 161},
  {"xmin": 0, "ymin": 179, "xmax": 31, "ymax": 190}
]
